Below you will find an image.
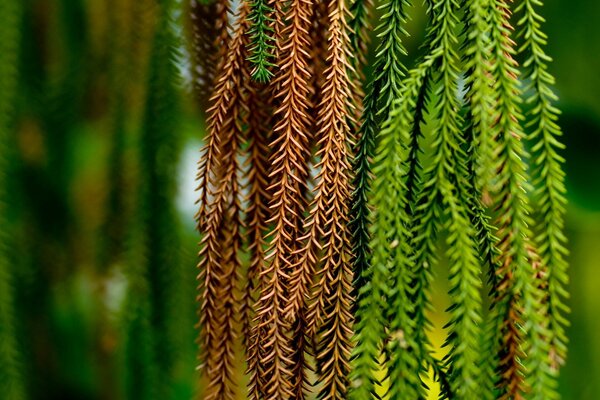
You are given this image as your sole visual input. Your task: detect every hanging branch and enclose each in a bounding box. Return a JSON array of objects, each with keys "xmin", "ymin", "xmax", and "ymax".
[
  {"xmin": 192, "ymin": 0, "xmax": 568, "ymax": 397},
  {"xmin": 461, "ymin": 0, "xmax": 495, "ymax": 190},
  {"xmin": 487, "ymin": 3, "xmax": 530, "ymax": 398},
  {"xmin": 517, "ymin": 0, "xmax": 569, "ymax": 372},
  {"xmin": 292, "ymin": 1, "xmax": 356, "ymax": 398},
  {"xmin": 487, "ymin": 1, "xmax": 555, "ymax": 398},
  {"xmin": 349, "ymin": 1, "xmax": 411, "ymax": 394},
  {"xmin": 252, "ymin": 0, "xmax": 314, "ymax": 397},
  {"xmin": 0, "ymin": 0, "xmax": 24, "ymax": 398},
  {"xmin": 243, "ymin": 82, "xmax": 273, "ymax": 400},
  {"xmin": 304, "ymin": 0, "xmax": 329, "ymax": 205},
  {"xmin": 460, "ymin": 0, "xmax": 503, "ymax": 395},
  {"xmin": 411, "ymin": 1, "xmax": 484, "ymax": 398},
  {"xmin": 196, "ymin": 4, "xmax": 251, "ymax": 399},
  {"xmin": 267, "ymin": 0, "xmax": 286, "ymax": 57},
  {"xmin": 282, "ymin": 1, "xmax": 331, "ymax": 326},
  {"xmin": 247, "ymin": 0, "xmax": 276, "ymax": 82},
  {"xmin": 195, "ymin": 0, "xmax": 232, "ymax": 231},
  {"xmin": 375, "ymin": 67, "xmax": 428, "ymax": 400}
]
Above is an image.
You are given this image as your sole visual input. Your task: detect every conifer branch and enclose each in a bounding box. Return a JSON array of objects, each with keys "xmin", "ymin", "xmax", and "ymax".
[
  {"xmin": 247, "ymin": 0, "xmax": 276, "ymax": 82},
  {"xmin": 347, "ymin": 83, "xmax": 385, "ymax": 400},
  {"xmin": 305, "ymin": 0, "xmax": 330, "ymax": 205},
  {"xmin": 461, "ymin": 1, "xmax": 503, "ymax": 395},
  {"xmin": 419, "ymin": 2, "xmax": 484, "ymax": 398},
  {"xmin": 517, "ymin": 0, "xmax": 569, "ymax": 372},
  {"xmin": 488, "ymin": 1, "xmax": 556, "ymax": 398},
  {"xmin": 298, "ymin": 0, "xmax": 356, "ymax": 396},
  {"xmin": 196, "ymin": 5, "xmax": 251, "ymax": 399},
  {"xmin": 461, "ymin": 0, "xmax": 496, "ymax": 192},
  {"xmin": 309, "ymin": 0, "xmax": 330, "ymax": 119},
  {"xmin": 398, "ymin": 3, "xmax": 447, "ymax": 378},
  {"xmin": 242, "ymin": 81, "xmax": 272, "ymax": 400},
  {"xmin": 349, "ymin": 0, "xmax": 410, "ymax": 317},
  {"xmin": 194, "ymin": 0, "xmax": 233, "ymax": 231},
  {"xmin": 252, "ymin": 0, "xmax": 314, "ymax": 397},
  {"xmin": 377, "ymin": 68, "xmax": 428, "ymax": 400},
  {"xmin": 282, "ymin": 0, "xmax": 331, "ymax": 326},
  {"xmin": 404, "ymin": 73, "xmax": 429, "ymax": 213},
  {"xmin": 289, "ymin": 312, "xmax": 312, "ymax": 399},
  {"xmin": 349, "ymin": 1, "xmax": 412, "ymax": 396},
  {"xmin": 267, "ymin": 0, "xmax": 287, "ymax": 53}
]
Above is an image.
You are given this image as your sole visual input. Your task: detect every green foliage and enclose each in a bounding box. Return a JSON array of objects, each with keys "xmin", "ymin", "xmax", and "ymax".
[
  {"xmin": 351, "ymin": 0, "xmax": 568, "ymax": 399},
  {"xmin": 487, "ymin": 1, "xmax": 557, "ymax": 398},
  {"xmin": 0, "ymin": 0, "xmax": 24, "ymax": 398},
  {"xmin": 247, "ymin": 0, "xmax": 276, "ymax": 82},
  {"xmin": 517, "ymin": 0, "xmax": 570, "ymax": 371},
  {"xmin": 0, "ymin": 0, "xmax": 571, "ymax": 398},
  {"xmin": 349, "ymin": 1, "xmax": 411, "ymax": 397}
]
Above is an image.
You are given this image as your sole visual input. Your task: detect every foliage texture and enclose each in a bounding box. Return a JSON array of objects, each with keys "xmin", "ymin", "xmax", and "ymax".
[{"xmin": 193, "ymin": 0, "xmax": 569, "ymax": 399}]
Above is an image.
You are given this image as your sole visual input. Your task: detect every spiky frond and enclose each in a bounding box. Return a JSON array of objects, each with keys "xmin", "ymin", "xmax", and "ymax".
[
  {"xmin": 460, "ymin": 0, "xmax": 503, "ymax": 395},
  {"xmin": 487, "ymin": 1, "xmax": 556, "ymax": 398},
  {"xmin": 194, "ymin": 0, "xmax": 233, "ymax": 230},
  {"xmin": 242, "ymin": 82, "xmax": 272, "ymax": 400},
  {"xmin": 196, "ymin": 4, "xmax": 251, "ymax": 399},
  {"xmin": 517, "ymin": 0, "xmax": 569, "ymax": 373},
  {"xmin": 348, "ymin": 0, "xmax": 411, "ymax": 396},
  {"xmin": 415, "ymin": 2, "xmax": 484, "ymax": 398},
  {"xmin": 296, "ymin": 1, "xmax": 356, "ymax": 398},
  {"xmin": 377, "ymin": 66, "xmax": 429, "ymax": 400},
  {"xmin": 348, "ymin": 0, "xmax": 375, "ymax": 122},
  {"xmin": 252, "ymin": 0, "xmax": 314, "ymax": 397},
  {"xmin": 247, "ymin": 0, "xmax": 276, "ymax": 81}
]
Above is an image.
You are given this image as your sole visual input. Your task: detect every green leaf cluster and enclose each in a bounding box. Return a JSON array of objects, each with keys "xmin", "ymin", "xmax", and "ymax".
[{"xmin": 350, "ymin": 0, "xmax": 569, "ymax": 399}]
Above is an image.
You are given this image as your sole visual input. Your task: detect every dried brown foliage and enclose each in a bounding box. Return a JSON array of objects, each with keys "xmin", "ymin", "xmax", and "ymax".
[
  {"xmin": 196, "ymin": 3, "xmax": 251, "ymax": 399},
  {"xmin": 196, "ymin": 0, "xmax": 360, "ymax": 395},
  {"xmin": 305, "ymin": 1, "xmax": 355, "ymax": 397},
  {"xmin": 243, "ymin": 83, "xmax": 273, "ymax": 400},
  {"xmin": 250, "ymin": 0, "xmax": 315, "ymax": 398}
]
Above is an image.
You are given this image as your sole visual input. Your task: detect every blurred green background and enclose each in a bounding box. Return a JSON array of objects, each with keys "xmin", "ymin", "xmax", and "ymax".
[{"xmin": 1, "ymin": 0, "xmax": 599, "ymax": 399}]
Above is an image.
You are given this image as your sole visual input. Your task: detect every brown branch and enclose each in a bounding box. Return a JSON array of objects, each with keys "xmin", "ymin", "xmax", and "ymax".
[
  {"xmin": 194, "ymin": 0, "xmax": 233, "ymax": 232},
  {"xmin": 242, "ymin": 82, "xmax": 273, "ymax": 400},
  {"xmin": 303, "ymin": 0, "xmax": 356, "ymax": 397},
  {"xmin": 252, "ymin": 0, "xmax": 315, "ymax": 398},
  {"xmin": 196, "ymin": 4, "xmax": 252, "ymax": 400}
]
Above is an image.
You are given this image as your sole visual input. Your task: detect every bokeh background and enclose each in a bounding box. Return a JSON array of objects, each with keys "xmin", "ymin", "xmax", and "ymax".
[{"xmin": 2, "ymin": 0, "xmax": 599, "ymax": 399}]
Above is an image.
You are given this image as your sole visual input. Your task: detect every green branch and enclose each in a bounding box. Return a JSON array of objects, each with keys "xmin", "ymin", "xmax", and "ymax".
[
  {"xmin": 247, "ymin": 0, "xmax": 276, "ymax": 82},
  {"xmin": 517, "ymin": 0, "xmax": 570, "ymax": 373}
]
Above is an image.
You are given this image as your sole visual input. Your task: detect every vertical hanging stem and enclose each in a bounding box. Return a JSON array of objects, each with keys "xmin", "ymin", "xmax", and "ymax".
[
  {"xmin": 252, "ymin": 0, "xmax": 314, "ymax": 397},
  {"xmin": 196, "ymin": 4, "xmax": 251, "ymax": 400}
]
